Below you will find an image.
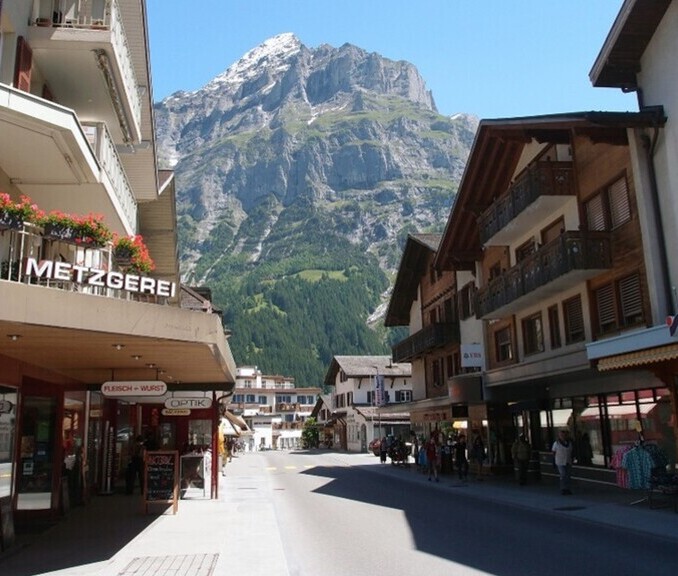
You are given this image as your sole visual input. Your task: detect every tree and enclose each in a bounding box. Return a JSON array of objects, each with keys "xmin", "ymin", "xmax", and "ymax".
[{"xmin": 301, "ymin": 417, "xmax": 319, "ymax": 449}]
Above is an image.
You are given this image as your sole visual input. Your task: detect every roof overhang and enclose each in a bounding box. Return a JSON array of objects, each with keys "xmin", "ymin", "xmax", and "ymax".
[
  {"xmin": 590, "ymin": 0, "xmax": 672, "ymax": 89},
  {"xmin": 1, "ymin": 281, "xmax": 236, "ymax": 388}
]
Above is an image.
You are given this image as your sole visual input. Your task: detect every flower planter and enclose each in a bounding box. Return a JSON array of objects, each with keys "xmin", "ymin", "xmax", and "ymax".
[
  {"xmin": 113, "ymin": 248, "xmax": 134, "ymax": 268},
  {"xmin": 43, "ymin": 222, "xmax": 78, "ymax": 242},
  {"xmin": 0, "ymin": 210, "xmax": 24, "ymax": 231}
]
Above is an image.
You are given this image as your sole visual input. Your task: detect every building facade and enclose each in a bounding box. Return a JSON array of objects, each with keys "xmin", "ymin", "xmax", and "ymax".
[
  {"xmin": 0, "ymin": 0, "xmax": 236, "ymax": 549},
  {"xmin": 228, "ymin": 366, "xmax": 321, "ymax": 451},
  {"xmin": 324, "ymin": 356, "xmax": 412, "ymax": 452}
]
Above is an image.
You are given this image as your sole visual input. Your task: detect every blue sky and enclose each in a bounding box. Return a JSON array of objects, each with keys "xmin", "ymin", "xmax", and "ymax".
[{"xmin": 146, "ymin": 1, "xmax": 637, "ymax": 119}]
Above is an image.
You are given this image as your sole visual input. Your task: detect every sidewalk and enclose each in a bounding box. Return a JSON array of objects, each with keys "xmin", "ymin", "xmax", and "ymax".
[{"xmin": 1, "ymin": 451, "xmax": 676, "ymax": 576}]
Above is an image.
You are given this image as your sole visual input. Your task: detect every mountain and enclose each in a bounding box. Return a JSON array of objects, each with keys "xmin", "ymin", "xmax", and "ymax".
[{"xmin": 153, "ymin": 33, "xmax": 477, "ymax": 386}]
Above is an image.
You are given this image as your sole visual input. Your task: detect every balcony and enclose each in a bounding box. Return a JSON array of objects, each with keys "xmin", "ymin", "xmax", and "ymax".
[
  {"xmin": 273, "ymin": 422, "xmax": 303, "ymax": 431},
  {"xmin": 28, "ymin": 0, "xmax": 142, "ymax": 144},
  {"xmin": 476, "ymin": 231, "xmax": 611, "ymax": 319},
  {"xmin": 276, "ymin": 402, "xmax": 300, "ymax": 412},
  {"xmin": 478, "ymin": 162, "xmax": 575, "ymax": 246},
  {"xmin": 391, "ymin": 322, "xmax": 460, "ymax": 363},
  {"xmin": 0, "ymin": 223, "xmax": 172, "ymax": 304},
  {"xmin": 0, "ymin": 84, "xmax": 137, "ymax": 233}
]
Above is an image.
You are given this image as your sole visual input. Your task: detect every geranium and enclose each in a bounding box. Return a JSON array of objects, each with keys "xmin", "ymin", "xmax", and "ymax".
[
  {"xmin": 113, "ymin": 234, "xmax": 155, "ymax": 273},
  {"xmin": 37, "ymin": 211, "xmax": 113, "ymax": 247},
  {"xmin": 0, "ymin": 192, "xmax": 39, "ymax": 221}
]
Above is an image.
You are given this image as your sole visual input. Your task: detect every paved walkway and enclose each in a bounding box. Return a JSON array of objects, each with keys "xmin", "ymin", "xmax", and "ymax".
[{"xmin": 0, "ymin": 452, "xmax": 676, "ymax": 576}]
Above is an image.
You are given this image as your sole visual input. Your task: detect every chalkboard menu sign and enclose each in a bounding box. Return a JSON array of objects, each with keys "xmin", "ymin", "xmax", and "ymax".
[{"xmin": 144, "ymin": 450, "xmax": 179, "ymax": 514}]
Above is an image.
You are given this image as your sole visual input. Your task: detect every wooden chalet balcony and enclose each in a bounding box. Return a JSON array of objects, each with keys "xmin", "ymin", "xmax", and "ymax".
[
  {"xmin": 273, "ymin": 422, "xmax": 303, "ymax": 431},
  {"xmin": 476, "ymin": 231, "xmax": 612, "ymax": 319},
  {"xmin": 478, "ymin": 162, "xmax": 574, "ymax": 246},
  {"xmin": 391, "ymin": 322, "xmax": 460, "ymax": 363},
  {"xmin": 276, "ymin": 402, "xmax": 300, "ymax": 412}
]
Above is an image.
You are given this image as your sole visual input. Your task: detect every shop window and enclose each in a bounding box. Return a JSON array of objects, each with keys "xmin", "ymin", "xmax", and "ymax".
[
  {"xmin": 0, "ymin": 386, "xmax": 18, "ymax": 505},
  {"xmin": 594, "ymin": 273, "xmax": 643, "ymax": 335},
  {"xmin": 563, "ymin": 295, "xmax": 585, "ymax": 344},
  {"xmin": 188, "ymin": 420, "xmax": 211, "ymax": 447},
  {"xmin": 495, "ymin": 327, "xmax": 513, "ymax": 362},
  {"xmin": 585, "ymin": 176, "xmax": 631, "ymax": 231},
  {"xmin": 548, "ymin": 305, "xmax": 561, "ymax": 349},
  {"xmin": 522, "ymin": 313, "xmax": 544, "ymax": 355}
]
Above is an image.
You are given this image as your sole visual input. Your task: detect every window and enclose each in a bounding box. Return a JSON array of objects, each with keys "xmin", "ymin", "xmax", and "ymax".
[
  {"xmin": 522, "ymin": 313, "xmax": 544, "ymax": 355},
  {"xmin": 516, "ymin": 238, "xmax": 536, "ymax": 263},
  {"xmin": 542, "ymin": 217, "xmax": 565, "ymax": 245},
  {"xmin": 585, "ymin": 176, "xmax": 631, "ymax": 231},
  {"xmin": 446, "ymin": 354, "xmax": 454, "ymax": 378},
  {"xmin": 459, "ymin": 283, "xmax": 475, "ymax": 320},
  {"xmin": 489, "ymin": 261, "xmax": 502, "ymax": 281},
  {"xmin": 432, "ymin": 359, "xmax": 444, "ymax": 387},
  {"xmin": 495, "ymin": 327, "xmax": 513, "ymax": 362},
  {"xmin": 246, "ymin": 394, "xmax": 256, "ymax": 403},
  {"xmin": 367, "ymin": 391, "xmax": 374, "ymax": 405},
  {"xmin": 548, "ymin": 305, "xmax": 561, "ymax": 349},
  {"xmin": 594, "ymin": 273, "xmax": 644, "ymax": 334},
  {"xmin": 443, "ymin": 298, "xmax": 456, "ymax": 323},
  {"xmin": 563, "ymin": 295, "xmax": 585, "ymax": 344},
  {"xmin": 233, "ymin": 394, "xmax": 244, "ymax": 403},
  {"xmin": 395, "ymin": 390, "xmax": 413, "ymax": 402},
  {"xmin": 258, "ymin": 396, "xmax": 267, "ymax": 405}
]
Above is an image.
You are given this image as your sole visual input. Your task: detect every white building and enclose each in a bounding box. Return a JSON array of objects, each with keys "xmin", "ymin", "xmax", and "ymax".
[
  {"xmin": 324, "ymin": 356, "xmax": 412, "ymax": 452},
  {"xmin": 228, "ymin": 366, "xmax": 321, "ymax": 450}
]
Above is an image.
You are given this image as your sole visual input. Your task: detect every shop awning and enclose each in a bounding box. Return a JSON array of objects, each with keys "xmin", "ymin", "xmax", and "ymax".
[
  {"xmin": 223, "ymin": 411, "xmax": 250, "ymax": 435},
  {"xmin": 596, "ymin": 343, "xmax": 678, "ymax": 371}
]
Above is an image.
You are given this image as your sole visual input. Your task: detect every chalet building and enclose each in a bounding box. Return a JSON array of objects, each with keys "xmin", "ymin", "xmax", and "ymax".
[
  {"xmin": 324, "ymin": 356, "xmax": 412, "ymax": 452},
  {"xmin": 228, "ymin": 366, "xmax": 321, "ymax": 451},
  {"xmin": 385, "ymin": 234, "xmax": 485, "ymax": 444},
  {"xmin": 584, "ymin": 0, "xmax": 678, "ymax": 473},
  {"xmin": 310, "ymin": 394, "xmax": 336, "ymax": 448},
  {"xmin": 435, "ymin": 107, "xmax": 671, "ymax": 482},
  {"xmin": 0, "ymin": 0, "xmax": 236, "ymax": 547}
]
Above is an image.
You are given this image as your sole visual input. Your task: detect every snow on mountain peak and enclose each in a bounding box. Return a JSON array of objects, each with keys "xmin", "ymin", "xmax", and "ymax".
[{"xmin": 207, "ymin": 33, "xmax": 302, "ymax": 93}]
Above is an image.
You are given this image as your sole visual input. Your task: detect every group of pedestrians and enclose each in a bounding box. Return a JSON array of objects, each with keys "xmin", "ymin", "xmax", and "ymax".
[{"xmin": 416, "ymin": 430, "xmax": 487, "ymax": 483}]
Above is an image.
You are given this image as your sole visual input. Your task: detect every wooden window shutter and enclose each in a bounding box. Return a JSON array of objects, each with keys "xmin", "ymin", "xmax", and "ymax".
[
  {"xmin": 619, "ymin": 273, "xmax": 642, "ymax": 325},
  {"xmin": 595, "ymin": 284, "xmax": 616, "ymax": 332},
  {"xmin": 14, "ymin": 36, "xmax": 33, "ymax": 92},
  {"xmin": 586, "ymin": 194, "xmax": 606, "ymax": 231},
  {"xmin": 609, "ymin": 177, "xmax": 631, "ymax": 228},
  {"xmin": 564, "ymin": 295, "xmax": 585, "ymax": 343}
]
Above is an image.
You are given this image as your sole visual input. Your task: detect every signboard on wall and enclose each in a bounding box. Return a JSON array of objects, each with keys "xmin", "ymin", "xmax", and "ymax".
[
  {"xmin": 461, "ymin": 344, "xmax": 484, "ymax": 368},
  {"xmin": 164, "ymin": 398, "xmax": 212, "ymax": 410},
  {"xmin": 101, "ymin": 381, "xmax": 167, "ymax": 397}
]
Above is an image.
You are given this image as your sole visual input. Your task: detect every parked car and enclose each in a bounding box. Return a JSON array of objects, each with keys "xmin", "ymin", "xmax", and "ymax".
[{"xmin": 368, "ymin": 438, "xmax": 381, "ymax": 456}]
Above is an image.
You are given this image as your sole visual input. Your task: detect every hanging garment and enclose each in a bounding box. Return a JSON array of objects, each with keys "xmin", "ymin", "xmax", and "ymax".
[{"xmin": 621, "ymin": 447, "xmax": 654, "ymax": 489}]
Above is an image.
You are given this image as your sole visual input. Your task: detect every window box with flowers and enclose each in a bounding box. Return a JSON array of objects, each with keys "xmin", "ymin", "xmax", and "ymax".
[
  {"xmin": 113, "ymin": 235, "xmax": 155, "ymax": 273},
  {"xmin": 38, "ymin": 211, "xmax": 112, "ymax": 247},
  {"xmin": 0, "ymin": 193, "xmax": 39, "ymax": 230}
]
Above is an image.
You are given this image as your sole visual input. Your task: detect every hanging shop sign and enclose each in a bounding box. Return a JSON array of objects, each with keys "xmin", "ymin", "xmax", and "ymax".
[
  {"xmin": 24, "ymin": 257, "xmax": 177, "ymax": 298},
  {"xmin": 101, "ymin": 381, "xmax": 167, "ymax": 397},
  {"xmin": 164, "ymin": 397, "xmax": 212, "ymax": 410},
  {"xmin": 162, "ymin": 408, "xmax": 191, "ymax": 416},
  {"xmin": 461, "ymin": 343, "xmax": 484, "ymax": 368}
]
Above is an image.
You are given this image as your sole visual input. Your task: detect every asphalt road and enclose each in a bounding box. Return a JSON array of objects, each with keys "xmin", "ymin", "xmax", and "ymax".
[{"xmin": 229, "ymin": 450, "xmax": 678, "ymax": 576}]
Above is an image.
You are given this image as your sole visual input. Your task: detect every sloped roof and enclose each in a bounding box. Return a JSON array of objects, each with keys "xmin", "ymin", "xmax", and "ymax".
[
  {"xmin": 590, "ymin": 0, "xmax": 672, "ymax": 89},
  {"xmin": 385, "ymin": 234, "xmax": 442, "ymax": 327},
  {"xmin": 324, "ymin": 355, "xmax": 411, "ymax": 387},
  {"xmin": 434, "ymin": 110, "xmax": 666, "ymax": 271}
]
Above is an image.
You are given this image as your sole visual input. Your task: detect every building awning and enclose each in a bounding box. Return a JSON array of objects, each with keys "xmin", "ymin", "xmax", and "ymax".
[
  {"xmin": 223, "ymin": 411, "xmax": 250, "ymax": 434},
  {"xmin": 596, "ymin": 343, "xmax": 678, "ymax": 371}
]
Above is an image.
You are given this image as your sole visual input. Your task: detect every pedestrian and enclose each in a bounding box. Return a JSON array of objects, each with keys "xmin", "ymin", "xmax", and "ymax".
[
  {"xmin": 125, "ymin": 435, "xmax": 146, "ymax": 495},
  {"xmin": 552, "ymin": 429, "xmax": 574, "ymax": 495},
  {"xmin": 379, "ymin": 436, "xmax": 387, "ymax": 464},
  {"xmin": 471, "ymin": 430, "xmax": 486, "ymax": 480},
  {"xmin": 511, "ymin": 433, "xmax": 531, "ymax": 485},
  {"xmin": 412, "ymin": 433, "xmax": 420, "ymax": 471},
  {"xmin": 454, "ymin": 434, "xmax": 468, "ymax": 481},
  {"xmin": 426, "ymin": 435, "xmax": 439, "ymax": 482}
]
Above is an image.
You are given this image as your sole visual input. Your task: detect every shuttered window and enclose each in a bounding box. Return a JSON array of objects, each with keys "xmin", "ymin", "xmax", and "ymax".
[
  {"xmin": 563, "ymin": 295, "xmax": 585, "ymax": 344},
  {"xmin": 609, "ymin": 177, "xmax": 631, "ymax": 229},
  {"xmin": 619, "ymin": 273, "xmax": 643, "ymax": 325},
  {"xmin": 595, "ymin": 284, "xmax": 616, "ymax": 333},
  {"xmin": 586, "ymin": 194, "xmax": 606, "ymax": 231},
  {"xmin": 13, "ymin": 36, "xmax": 33, "ymax": 92},
  {"xmin": 495, "ymin": 327, "xmax": 513, "ymax": 362}
]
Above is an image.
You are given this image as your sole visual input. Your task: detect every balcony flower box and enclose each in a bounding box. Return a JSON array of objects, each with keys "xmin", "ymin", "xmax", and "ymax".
[
  {"xmin": 113, "ymin": 235, "xmax": 155, "ymax": 273},
  {"xmin": 38, "ymin": 212, "xmax": 112, "ymax": 247},
  {"xmin": 0, "ymin": 193, "xmax": 38, "ymax": 231}
]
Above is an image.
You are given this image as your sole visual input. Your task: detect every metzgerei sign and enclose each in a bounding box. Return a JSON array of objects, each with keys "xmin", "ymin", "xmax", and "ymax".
[{"xmin": 101, "ymin": 381, "xmax": 167, "ymax": 397}]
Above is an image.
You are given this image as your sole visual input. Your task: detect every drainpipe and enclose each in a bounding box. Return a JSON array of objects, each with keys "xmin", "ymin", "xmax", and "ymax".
[{"xmin": 640, "ymin": 112, "xmax": 674, "ymax": 316}]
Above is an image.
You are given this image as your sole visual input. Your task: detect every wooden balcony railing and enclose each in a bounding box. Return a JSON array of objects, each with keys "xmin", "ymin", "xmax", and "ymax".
[
  {"xmin": 392, "ymin": 322, "xmax": 460, "ymax": 363},
  {"xmin": 476, "ymin": 231, "xmax": 611, "ymax": 318},
  {"xmin": 478, "ymin": 162, "xmax": 574, "ymax": 245}
]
